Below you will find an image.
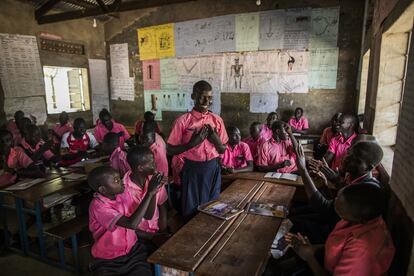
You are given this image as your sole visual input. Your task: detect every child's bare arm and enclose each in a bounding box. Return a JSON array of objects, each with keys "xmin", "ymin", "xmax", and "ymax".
[{"xmin": 232, "ymin": 160, "xmax": 254, "ymax": 173}]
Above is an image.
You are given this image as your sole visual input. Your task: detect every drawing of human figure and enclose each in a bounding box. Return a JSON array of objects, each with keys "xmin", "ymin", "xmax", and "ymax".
[
  {"xmin": 230, "ymin": 57, "xmax": 244, "ymax": 89},
  {"xmin": 287, "ymin": 55, "xmax": 295, "ymax": 71}
]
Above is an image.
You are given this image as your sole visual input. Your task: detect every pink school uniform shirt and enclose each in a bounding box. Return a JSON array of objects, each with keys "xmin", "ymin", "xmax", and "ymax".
[
  {"xmin": 20, "ymin": 138, "xmax": 55, "ymax": 160},
  {"xmin": 222, "ymin": 142, "xmax": 253, "ymax": 169},
  {"xmin": 320, "ymin": 126, "xmax": 336, "ymax": 145},
  {"xmin": 94, "ymin": 120, "xmax": 131, "ymax": 149},
  {"xmin": 122, "ymin": 171, "xmax": 168, "ymax": 233},
  {"xmin": 0, "ymin": 147, "xmax": 33, "ymax": 187},
  {"xmin": 288, "ymin": 117, "xmax": 309, "ymax": 131},
  {"xmin": 110, "ymin": 147, "xmax": 131, "ymax": 177},
  {"xmin": 242, "ymin": 137, "xmax": 261, "ymax": 164},
  {"xmin": 328, "ymin": 132, "xmax": 357, "ymax": 170},
  {"xmin": 257, "ymin": 138, "xmax": 297, "ymax": 173},
  {"xmin": 53, "ymin": 123, "xmax": 73, "ymax": 138},
  {"xmin": 259, "ymin": 124, "xmax": 273, "ymax": 142},
  {"xmin": 167, "ymin": 109, "xmax": 228, "ymax": 162},
  {"xmin": 325, "ymin": 217, "xmax": 395, "ymax": 276},
  {"xmin": 6, "ymin": 120, "xmax": 23, "ymax": 145},
  {"xmin": 150, "ymin": 133, "xmax": 169, "ymax": 176},
  {"xmin": 89, "ymin": 192, "xmax": 137, "ymax": 260}
]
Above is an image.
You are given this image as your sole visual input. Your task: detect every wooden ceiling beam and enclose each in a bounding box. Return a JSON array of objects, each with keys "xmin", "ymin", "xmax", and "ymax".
[
  {"xmin": 35, "ymin": 0, "xmax": 62, "ymax": 20},
  {"xmin": 37, "ymin": 0, "xmax": 196, "ymax": 24},
  {"xmin": 61, "ymin": 0, "xmax": 97, "ymax": 9}
]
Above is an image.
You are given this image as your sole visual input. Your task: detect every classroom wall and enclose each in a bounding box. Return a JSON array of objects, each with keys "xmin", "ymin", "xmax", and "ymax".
[
  {"xmin": 0, "ymin": 0, "xmax": 106, "ymax": 127},
  {"xmin": 103, "ymin": 0, "xmax": 365, "ymax": 136}
]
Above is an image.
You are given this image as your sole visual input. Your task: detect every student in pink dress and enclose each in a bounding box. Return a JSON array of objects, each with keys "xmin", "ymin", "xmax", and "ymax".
[
  {"xmin": 325, "ymin": 114, "xmax": 358, "ymax": 171},
  {"xmin": 257, "ymin": 121, "xmax": 298, "ymax": 173},
  {"xmin": 0, "ymin": 130, "xmax": 44, "ymax": 188},
  {"xmin": 88, "ymin": 166, "xmax": 163, "ymax": 275},
  {"xmin": 286, "ymin": 183, "xmax": 394, "ymax": 276},
  {"xmin": 135, "ymin": 111, "xmax": 163, "ymax": 137},
  {"xmin": 102, "ymin": 132, "xmax": 130, "ymax": 177},
  {"xmin": 221, "ymin": 126, "xmax": 253, "ymax": 174},
  {"xmin": 94, "ymin": 109, "xmax": 132, "ymax": 149},
  {"xmin": 124, "ymin": 146, "xmax": 169, "ymax": 251},
  {"xmin": 137, "ymin": 121, "xmax": 168, "ymax": 177},
  {"xmin": 288, "ymin": 107, "xmax": 309, "ymax": 134},
  {"xmin": 6, "ymin": 110, "xmax": 25, "ymax": 142},
  {"xmin": 259, "ymin": 112, "xmax": 279, "ymax": 142},
  {"xmin": 242, "ymin": 122, "xmax": 263, "ymax": 165},
  {"xmin": 51, "ymin": 112, "xmax": 73, "ymax": 148}
]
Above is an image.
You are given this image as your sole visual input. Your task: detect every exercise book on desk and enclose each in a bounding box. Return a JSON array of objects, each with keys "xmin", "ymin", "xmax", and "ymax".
[
  {"xmin": 43, "ymin": 191, "xmax": 79, "ymax": 208},
  {"xmin": 264, "ymin": 172, "xmax": 298, "ymax": 181},
  {"xmin": 247, "ymin": 202, "xmax": 288, "ymax": 218},
  {"xmin": 198, "ymin": 200, "xmax": 243, "ymax": 220},
  {"xmin": 5, "ymin": 178, "xmax": 46, "ymax": 191}
]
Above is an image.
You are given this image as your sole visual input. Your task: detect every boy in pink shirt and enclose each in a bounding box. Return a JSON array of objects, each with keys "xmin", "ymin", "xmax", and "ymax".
[
  {"xmin": 6, "ymin": 110, "xmax": 24, "ymax": 142},
  {"xmin": 137, "ymin": 121, "xmax": 168, "ymax": 176},
  {"xmin": 288, "ymin": 107, "xmax": 309, "ymax": 134},
  {"xmin": 51, "ymin": 112, "xmax": 73, "ymax": 147},
  {"xmin": 259, "ymin": 112, "xmax": 279, "ymax": 142},
  {"xmin": 0, "ymin": 130, "xmax": 45, "ymax": 188},
  {"xmin": 286, "ymin": 183, "xmax": 394, "ymax": 276},
  {"xmin": 257, "ymin": 121, "xmax": 298, "ymax": 173},
  {"xmin": 167, "ymin": 80, "xmax": 228, "ymax": 217},
  {"xmin": 94, "ymin": 109, "xmax": 132, "ymax": 149},
  {"xmin": 221, "ymin": 126, "xmax": 253, "ymax": 174},
  {"xmin": 135, "ymin": 111, "xmax": 163, "ymax": 137},
  {"xmin": 124, "ymin": 146, "xmax": 169, "ymax": 250},
  {"xmin": 325, "ymin": 114, "xmax": 358, "ymax": 170},
  {"xmin": 20, "ymin": 125, "xmax": 59, "ymax": 168},
  {"xmin": 242, "ymin": 122, "xmax": 262, "ymax": 165},
  {"xmin": 88, "ymin": 166, "xmax": 163, "ymax": 275},
  {"xmin": 103, "ymin": 132, "xmax": 130, "ymax": 177}
]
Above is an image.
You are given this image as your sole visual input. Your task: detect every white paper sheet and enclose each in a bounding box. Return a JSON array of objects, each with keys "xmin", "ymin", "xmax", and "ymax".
[
  {"xmin": 110, "ymin": 77, "xmax": 135, "ymax": 101},
  {"xmin": 250, "ymin": 93, "xmax": 279, "ymax": 113},
  {"xmin": 309, "ymin": 48, "xmax": 338, "ymax": 89},
  {"xmin": 89, "ymin": 59, "xmax": 110, "ymax": 121},
  {"xmin": 283, "ymin": 8, "xmax": 311, "ymax": 50},
  {"xmin": 110, "ymin": 43, "xmax": 130, "ymax": 78},
  {"xmin": 259, "ymin": 10, "xmax": 285, "ymax": 50},
  {"xmin": 310, "ymin": 7, "xmax": 339, "ymax": 48}
]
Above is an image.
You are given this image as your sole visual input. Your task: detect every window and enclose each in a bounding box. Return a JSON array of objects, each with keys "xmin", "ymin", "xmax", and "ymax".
[
  {"xmin": 358, "ymin": 50, "xmax": 370, "ymax": 115},
  {"xmin": 43, "ymin": 66, "xmax": 91, "ymax": 114}
]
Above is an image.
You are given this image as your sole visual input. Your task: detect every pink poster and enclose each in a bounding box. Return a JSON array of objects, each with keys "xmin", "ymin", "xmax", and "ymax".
[{"xmin": 142, "ymin": 60, "xmax": 161, "ymax": 90}]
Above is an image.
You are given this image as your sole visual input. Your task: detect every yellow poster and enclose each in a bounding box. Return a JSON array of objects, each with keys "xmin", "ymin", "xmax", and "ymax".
[
  {"xmin": 137, "ymin": 23, "xmax": 175, "ymax": 60},
  {"xmin": 137, "ymin": 27, "xmax": 157, "ymax": 60},
  {"xmin": 155, "ymin": 23, "xmax": 175, "ymax": 58}
]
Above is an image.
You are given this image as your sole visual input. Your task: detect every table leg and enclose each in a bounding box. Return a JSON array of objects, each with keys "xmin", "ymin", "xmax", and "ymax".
[
  {"xmin": 35, "ymin": 201, "xmax": 46, "ymax": 258},
  {"xmin": 15, "ymin": 198, "xmax": 29, "ymax": 255},
  {"xmin": 154, "ymin": 264, "xmax": 161, "ymax": 276},
  {"xmin": 0, "ymin": 194, "xmax": 10, "ymax": 249}
]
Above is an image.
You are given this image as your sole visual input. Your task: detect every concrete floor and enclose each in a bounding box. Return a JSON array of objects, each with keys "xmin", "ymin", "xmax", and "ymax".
[{"xmin": 0, "ymin": 253, "xmax": 74, "ymax": 276}]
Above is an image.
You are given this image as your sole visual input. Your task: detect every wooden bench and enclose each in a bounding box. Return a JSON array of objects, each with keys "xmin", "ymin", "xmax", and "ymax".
[{"xmin": 44, "ymin": 215, "xmax": 89, "ymax": 274}]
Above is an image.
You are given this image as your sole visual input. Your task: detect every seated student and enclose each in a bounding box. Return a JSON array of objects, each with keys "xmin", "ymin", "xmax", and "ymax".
[
  {"xmin": 102, "ymin": 132, "xmax": 130, "ymax": 177},
  {"xmin": 242, "ymin": 122, "xmax": 262, "ymax": 164},
  {"xmin": 94, "ymin": 109, "xmax": 132, "ymax": 149},
  {"xmin": 315, "ymin": 113, "xmax": 341, "ymax": 159},
  {"xmin": 324, "ymin": 113, "xmax": 358, "ymax": 171},
  {"xmin": 167, "ymin": 80, "xmax": 228, "ymax": 217},
  {"xmin": 221, "ymin": 126, "xmax": 253, "ymax": 174},
  {"xmin": 13, "ymin": 117, "xmax": 32, "ymax": 146},
  {"xmin": 60, "ymin": 118, "xmax": 98, "ymax": 165},
  {"xmin": 137, "ymin": 121, "xmax": 168, "ymax": 177},
  {"xmin": 256, "ymin": 121, "xmax": 297, "ymax": 173},
  {"xmin": 288, "ymin": 107, "xmax": 309, "ymax": 134},
  {"xmin": 20, "ymin": 125, "xmax": 59, "ymax": 167},
  {"xmin": 259, "ymin": 112, "xmax": 279, "ymax": 142},
  {"xmin": 6, "ymin": 110, "xmax": 25, "ymax": 142},
  {"xmin": 285, "ymin": 183, "xmax": 395, "ymax": 276},
  {"xmin": 290, "ymin": 141, "xmax": 383, "ymax": 244},
  {"xmin": 135, "ymin": 111, "xmax": 163, "ymax": 137},
  {"xmin": 124, "ymin": 146, "xmax": 168, "ymax": 247},
  {"xmin": 88, "ymin": 166, "xmax": 163, "ymax": 275},
  {"xmin": 0, "ymin": 130, "xmax": 44, "ymax": 187},
  {"xmin": 51, "ymin": 112, "xmax": 73, "ymax": 146}
]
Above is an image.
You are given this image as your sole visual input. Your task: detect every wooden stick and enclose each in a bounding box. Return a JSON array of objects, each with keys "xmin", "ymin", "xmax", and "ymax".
[{"xmin": 193, "ymin": 220, "xmax": 226, "ymax": 257}]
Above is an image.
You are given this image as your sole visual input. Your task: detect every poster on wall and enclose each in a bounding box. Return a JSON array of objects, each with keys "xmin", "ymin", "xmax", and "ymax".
[
  {"xmin": 309, "ymin": 48, "xmax": 338, "ymax": 89},
  {"xmin": 110, "ymin": 43, "xmax": 130, "ymax": 78},
  {"xmin": 89, "ymin": 59, "xmax": 110, "ymax": 122},
  {"xmin": 310, "ymin": 7, "xmax": 339, "ymax": 48},
  {"xmin": 138, "ymin": 23, "xmax": 175, "ymax": 60},
  {"xmin": 4, "ymin": 96, "xmax": 47, "ymax": 124},
  {"xmin": 283, "ymin": 8, "xmax": 311, "ymax": 50},
  {"xmin": 235, "ymin": 13, "xmax": 260, "ymax": 51},
  {"xmin": 259, "ymin": 10, "xmax": 285, "ymax": 50},
  {"xmin": 142, "ymin": 60, "xmax": 161, "ymax": 90},
  {"xmin": 110, "ymin": 77, "xmax": 135, "ymax": 101},
  {"xmin": 0, "ymin": 34, "xmax": 45, "ymax": 98},
  {"xmin": 250, "ymin": 93, "xmax": 278, "ymax": 113}
]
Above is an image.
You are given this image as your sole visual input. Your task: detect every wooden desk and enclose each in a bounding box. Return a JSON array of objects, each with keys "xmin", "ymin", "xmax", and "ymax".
[
  {"xmin": 149, "ymin": 179, "xmax": 296, "ymax": 276},
  {"xmin": 222, "ymin": 172, "xmax": 303, "ymax": 187}
]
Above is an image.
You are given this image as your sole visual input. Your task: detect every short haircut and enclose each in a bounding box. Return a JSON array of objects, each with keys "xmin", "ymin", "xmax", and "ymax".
[
  {"xmin": 193, "ymin": 80, "xmax": 212, "ymax": 95},
  {"xmin": 127, "ymin": 146, "xmax": 153, "ymax": 169},
  {"xmin": 14, "ymin": 110, "xmax": 24, "ymax": 118},
  {"xmin": 88, "ymin": 166, "xmax": 117, "ymax": 192},
  {"xmin": 73, "ymin": 118, "xmax": 86, "ymax": 128},
  {"xmin": 99, "ymin": 108, "xmax": 111, "ymax": 119},
  {"xmin": 340, "ymin": 183, "xmax": 385, "ymax": 222},
  {"xmin": 295, "ymin": 107, "xmax": 303, "ymax": 113},
  {"xmin": 144, "ymin": 111, "xmax": 155, "ymax": 121},
  {"xmin": 226, "ymin": 126, "xmax": 239, "ymax": 134},
  {"xmin": 342, "ymin": 113, "xmax": 358, "ymax": 128},
  {"xmin": 271, "ymin": 120, "xmax": 285, "ymax": 132},
  {"xmin": 350, "ymin": 141, "xmax": 383, "ymax": 167},
  {"xmin": 267, "ymin": 112, "xmax": 278, "ymax": 118},
  {"xmin": 0, "ymin": 129, "xmax": 12, "ymax": 139},
  {"xmin": 103, "ymin": 132, "xmax": 119, "ymax": 147},
  {"xmin": 250, "ymin": 121, "xmax": 262, "ymax": 128}
]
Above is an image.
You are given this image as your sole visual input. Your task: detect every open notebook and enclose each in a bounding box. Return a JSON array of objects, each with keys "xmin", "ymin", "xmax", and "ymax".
[{"xmin": 264, "ymin": 172, "xmax": 298, "ymax": 181}]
